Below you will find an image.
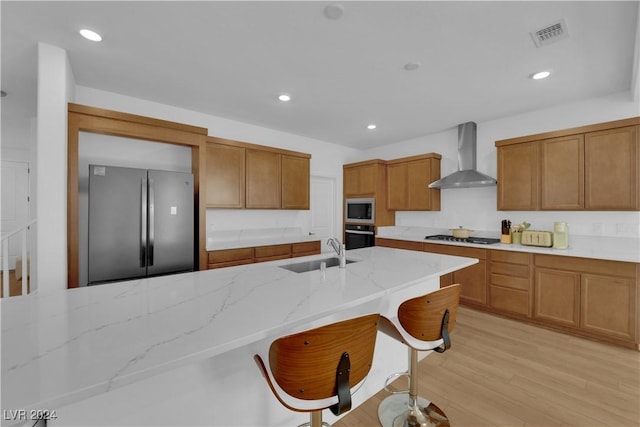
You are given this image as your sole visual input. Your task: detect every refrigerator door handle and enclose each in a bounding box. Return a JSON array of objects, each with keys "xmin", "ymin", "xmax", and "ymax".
[
  {"xmin": 148, "ymin": 178, "xmax": 155, "ymax": 266},
  {"xmin": 141, "ymin": 178, "xmax": 147, "ymax": 268}
]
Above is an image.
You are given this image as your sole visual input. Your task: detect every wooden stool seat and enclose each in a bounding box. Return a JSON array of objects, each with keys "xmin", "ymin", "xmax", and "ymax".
[
  {"xmin": 255, "ymin": 313, "xmax": 380, "ymax": 427},
  {"xmin": 378, "ymin": 284, "xmax": 461, "ymax": 427}
]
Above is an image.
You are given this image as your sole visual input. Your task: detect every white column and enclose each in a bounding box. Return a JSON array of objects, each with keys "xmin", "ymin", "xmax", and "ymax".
[{"xmin": 36, "ymin": 43, "xmax": 75, "ymax": 292}]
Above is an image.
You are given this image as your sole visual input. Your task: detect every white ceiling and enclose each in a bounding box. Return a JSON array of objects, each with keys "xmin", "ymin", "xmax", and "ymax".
[{"xmin": 2, "ymin": 1, "xmax": 639, "ymax": 149}]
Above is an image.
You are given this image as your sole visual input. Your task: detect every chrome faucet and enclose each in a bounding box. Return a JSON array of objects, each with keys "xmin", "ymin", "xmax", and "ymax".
[{"xmin": 327, "ymin": 238, "xmax": 347, "ymax": 268}]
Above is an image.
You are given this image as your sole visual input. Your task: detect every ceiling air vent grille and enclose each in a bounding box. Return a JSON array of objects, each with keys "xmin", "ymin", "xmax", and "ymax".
[{"xmin": 531, "ymin": 19, "xmax": 569, "ymax": 47}]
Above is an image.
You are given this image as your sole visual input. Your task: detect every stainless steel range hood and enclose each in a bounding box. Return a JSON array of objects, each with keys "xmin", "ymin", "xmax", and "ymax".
[{"xmin": 428, "ymin": 121, "xmax": 497, "ymax": 189}]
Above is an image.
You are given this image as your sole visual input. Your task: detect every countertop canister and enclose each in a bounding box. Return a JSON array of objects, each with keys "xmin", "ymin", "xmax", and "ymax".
[{"xmin": 553, "ymin": 222, "xmax": 569, "ymax": 249}]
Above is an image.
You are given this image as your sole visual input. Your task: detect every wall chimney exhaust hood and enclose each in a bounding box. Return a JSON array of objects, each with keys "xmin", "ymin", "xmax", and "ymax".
[{"xmin": 428, "ymin": 122, "xmax": 497, "ymax": 189}]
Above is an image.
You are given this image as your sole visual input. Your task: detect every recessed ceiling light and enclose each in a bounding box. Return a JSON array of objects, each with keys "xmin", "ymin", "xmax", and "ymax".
[
  {"xmin": 404, "ymin": 62, "xmax": 421, "ymax": 71},
  {"xmin": 278, "ymin": 94, "xmax": 291, "ymax": 102},
  {"xmin": 79, "ymin": 28, "xmax": 102, "ymax": 42},
  {"xmin": 324, "ymin": 3, "xmax": 344, "ymax": 20},
  {"xmin": 531, "ymin": 71, "xmax": 551, "ymax": 80},
  {"xmin": 367, "ymin": 124, "xmax": 377, "ymax": 130}
]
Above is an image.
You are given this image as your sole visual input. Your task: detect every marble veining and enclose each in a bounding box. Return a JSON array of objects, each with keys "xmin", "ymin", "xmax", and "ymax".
[{"xmin": 2, "ymin": 247, "xmax": 477, "ymax": 415}]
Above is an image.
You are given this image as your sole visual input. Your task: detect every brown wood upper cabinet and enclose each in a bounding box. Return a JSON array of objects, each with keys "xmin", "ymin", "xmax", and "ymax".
[
  {"xmin": 585, "ymin": 126, "xmax": 638, "ymax": 210},
  {"xmin": 206, "ymin": 137, "xmax": 310, "ymax": 210},
  {"xmin": 343, "ymin": 159, "xmax": 395, "ymax": 226},
  {"xmin": 496, "ymin": 118, "xmax": 639, "ymax": 211},
  {"xmin": 344, "ymin": 161, "xmax": 379, "ymax": 197},
  {"xmin": 281, "ymin": 154, "xmax": 310, "ymax": 209},
  {"xmin": 246, "ymin": 149, "xmax": 281, "ymax": 209},
  {"xmin": 496, "ymin": 141, "xmax": 539, "ymax": 210},
  {"xmin": 386, "ymin": 153, "xmax": 441, "ymax": 211},
  {"xmin": 206, "ymin": 142, "xmax": 245, "ymax": 208}
]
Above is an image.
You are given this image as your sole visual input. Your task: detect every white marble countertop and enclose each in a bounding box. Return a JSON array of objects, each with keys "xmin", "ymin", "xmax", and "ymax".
[
  {"xmin": 377, "ymin": 226, "xmax": 640, "ymax": 263},
  {"xmin": 1, "ymin": 247, "xmax": 476, "ymax": 416}
]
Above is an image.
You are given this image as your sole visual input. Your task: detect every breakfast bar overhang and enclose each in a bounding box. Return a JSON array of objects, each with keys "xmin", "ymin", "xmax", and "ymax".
[{"xmin": 2, "ymin": 247, "xmax": 477, "ymax": 426}]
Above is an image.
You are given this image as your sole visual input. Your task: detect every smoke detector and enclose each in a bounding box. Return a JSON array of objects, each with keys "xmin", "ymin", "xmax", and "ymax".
[{"xmin": 531, "ymin": 19, "xmax": 569, "ymax": 47}]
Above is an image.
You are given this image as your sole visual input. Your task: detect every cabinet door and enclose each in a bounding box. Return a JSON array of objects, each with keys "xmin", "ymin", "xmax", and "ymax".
[
  {"xmin": 534, "ymin": 268, "xmax": 580, "ymax": 327},
  {"xmin": 207, "ymin": 248, "xmax": 253, "ymax": 269},
  {"xmin": 585, "ymin": 126, "xmax": 639, "ymax": 210},
  {"xmin": 540, "ymin": 135, "xmax": 584, "ymax": 210},
  {"xmin": 291, "ymin": 241, "xmax": 320, "ymax": 257},
  {"xmin": 581, "ymin": 274, "xmax": 636, "ymax": 340},
  {"xmin": 387, "ymin": 162, "xmax": 408, "ymax": 210},
  {"xmin": 454, "ymin": 261, "xmax": 487, "ymax": 305},
  {"xmin": 254, "ymin": 244, "xmax": 291, "ymax": 262},
  {"xmin": 344, "ymin": 164, "xmax": 377, "ymax": 197},
  {"xmin": 246, "ymin": 149, "xmax": 281, "ymax": 208},
  {"xmin": 282, "ymin": 155, "xmax": 310, "ymax": 209},
  {"xmin": 206, "ymin": 143, "xmax": 245, "ymax": 208},
  {"xmin": 387, "ymin": 159, "xmax": 439, "ymax": 211},
  {"xmin": 497, "ymin": 142, "xmax": 539, "ymax": 210},
  {"xmin": 358, "ymin": 164, "xmax": 377, "ymax": 194},
  {"xmin": 408, "ymin": 159, "xmax": 438, "ymax": 210},
  {"xmin": 343, "ymin": 167, "xmax": 360, "ymax": 196}
]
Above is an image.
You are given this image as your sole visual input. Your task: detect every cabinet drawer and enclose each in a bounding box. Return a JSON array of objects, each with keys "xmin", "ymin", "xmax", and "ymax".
[
  {"xmin": 535, "ymin": 254, "xmax": 637, "ymax": 278},
  {"xmin": 423, "ymin": 243, "xmax": 486, "ymax": 260},
  {"xmin": 254, "ymin": 244, "xmax": 291, "ymax": 259},
  {"xmin": 490, "ymin": 286, "xmax": 530, "ymax": 316},
  {"xmin": 208, "ymin": 248, "xmax": 253, "ymax": 264},
  {"xmin": 292, "ymin": 241, "xmax": 321, "ymax": 257},
  {"xmin": 490, "ymin": 250, "xmax": 530, "ymax": 265},
  {"xmin": 491, "ymin": 262, "xmax": 530, "ymax": 279},
  {"xmin": 208, "ymin": 259, "xmax": 253, "ymax": 270},
  {"xmin": 376, "ymin": 238, "xmax": 423, "ymax": 251},
  {"xmin": 490, "ymin": 273, "xmax": 530, "ymax": 290}
]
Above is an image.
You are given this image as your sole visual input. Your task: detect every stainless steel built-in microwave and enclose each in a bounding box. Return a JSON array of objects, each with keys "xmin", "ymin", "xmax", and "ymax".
[{"xmin": 345, "ymin": 198, "xmax": 375, "ymax": 224}]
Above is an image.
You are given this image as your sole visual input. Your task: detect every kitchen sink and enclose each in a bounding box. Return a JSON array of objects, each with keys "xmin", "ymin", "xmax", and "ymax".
[{"xmin": 279, "ymin": 257, "xmax": 358, "ymax": 273}]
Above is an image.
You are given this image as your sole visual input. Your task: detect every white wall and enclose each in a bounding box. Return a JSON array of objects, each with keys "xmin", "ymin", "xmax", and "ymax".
[
  {"xmin": 355, "ymin": 90, "xmax": 640, "ymax": 238},
  {"xmin": 75, "ymin": 86, "xmax": 358, "ymax": 240},
  {"xmin": 35, "ymin": 43, "xmax": 75, "ymax": 293}
]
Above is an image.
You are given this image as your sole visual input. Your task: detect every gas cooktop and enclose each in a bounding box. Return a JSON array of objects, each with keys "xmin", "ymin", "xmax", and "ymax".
[{"xmin": 425, "ymin": 234, "xmax": 501, "ymax": 245}]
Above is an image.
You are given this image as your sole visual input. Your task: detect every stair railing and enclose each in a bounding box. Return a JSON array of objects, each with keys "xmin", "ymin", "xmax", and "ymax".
[{"xmin": 1, "ymin": 219, "xmax": 36, "ymax": 297}]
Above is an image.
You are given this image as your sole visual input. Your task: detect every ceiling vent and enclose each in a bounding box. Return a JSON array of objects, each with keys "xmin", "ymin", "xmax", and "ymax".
[{"xmin": 531, "ymin": 19, "xmax": 569, "ymax": 47}]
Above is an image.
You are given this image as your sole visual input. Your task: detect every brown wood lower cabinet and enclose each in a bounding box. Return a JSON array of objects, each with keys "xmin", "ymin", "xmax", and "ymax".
[
  {"xmin": 423, "ymin": 243, "xmax": 487, "ymax": 306},
  {"xmin": 253, "ymin": 244, "xmax": 291, "ymax": 262},
  {"xmin": 207, "ymin": 248, "xmax": 254, "ymax": 269},
  {"xmin": 535, "ymin": 254, "xmax": 637, "ymax": 345},
  {"xmin": 291, "ymin": 241, "xmax": 322, "ymax": 257},
  {"xmin": 207, "ymin": 241, "xmax": 321, "ymax": 269},
  {"xmin": 376, "ymin": 237, "xmax": 639, "ymax": 349},
  {"xmin": 534, "ymin": 268, "xmax": 581, "ymax": 327},
  {"xmin": 488, "ymin": 250, "xmax": 533, "ymax": 317}
]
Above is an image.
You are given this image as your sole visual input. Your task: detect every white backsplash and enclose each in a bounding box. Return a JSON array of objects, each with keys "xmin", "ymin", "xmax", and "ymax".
[
  {"xmin": 206, "ymin": 209, "xmax": 310, "ymax": 242},
  {"xmin": 395, "ymin": 186, "xmax": 640, "ymax": 238}
]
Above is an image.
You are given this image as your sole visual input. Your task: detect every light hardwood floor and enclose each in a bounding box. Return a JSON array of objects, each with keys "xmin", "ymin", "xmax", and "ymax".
[
  {"xmin": 0, "ymin": 270, "xmax": 29, "ymax": 298},
  {"xmin": 335, "ymin": 307, "xmax": 640, "ymax": 427}
]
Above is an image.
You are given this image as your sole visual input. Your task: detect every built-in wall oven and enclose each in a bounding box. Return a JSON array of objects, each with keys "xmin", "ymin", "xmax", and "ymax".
[
  {"xmin": 345, "ymin": 198, "xmax": 375, "ymax": 224},
  {"xmin": 344, "ymin": 224, "xmax": 375, "ymax": 250}
]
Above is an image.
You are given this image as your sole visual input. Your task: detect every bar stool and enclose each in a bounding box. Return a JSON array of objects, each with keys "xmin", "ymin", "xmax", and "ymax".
[
  {"xmin": 254, "ymin": 313, "xmax": 380, "ymax": 427},
  {"xmin": 378, "ymin": 284, "xmax": 461, "ymax": 427}
]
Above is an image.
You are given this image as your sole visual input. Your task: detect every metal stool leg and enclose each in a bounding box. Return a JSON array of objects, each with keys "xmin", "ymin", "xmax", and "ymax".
[
  {"xmin": 297, "ymin": 410, "xmax": 331, "ymax": 427},
  {"xmin": 378, "ymin": 348, "xmax": 449, "ymax": 427}
]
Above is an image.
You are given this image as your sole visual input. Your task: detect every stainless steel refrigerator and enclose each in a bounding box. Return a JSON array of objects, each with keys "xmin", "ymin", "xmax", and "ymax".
[{"xmin": 88, "ymin": 165, "xmax": 194, "ymax": 285}]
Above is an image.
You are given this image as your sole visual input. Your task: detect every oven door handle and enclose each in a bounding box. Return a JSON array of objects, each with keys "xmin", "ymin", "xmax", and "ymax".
[{"xmin": 345, "ymin": 230, "xmax": 375, "ymax": 235}]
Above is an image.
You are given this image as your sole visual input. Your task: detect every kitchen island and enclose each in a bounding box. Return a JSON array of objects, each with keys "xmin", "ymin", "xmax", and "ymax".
[{"xmin": 2, "ymin": 247, "xmax": 477, "ymax": 426}]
